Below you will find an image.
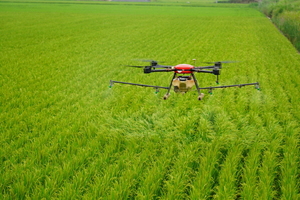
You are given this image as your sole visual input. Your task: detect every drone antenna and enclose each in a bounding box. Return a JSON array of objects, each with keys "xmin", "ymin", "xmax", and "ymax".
[{"xmin": 192, "ymin": 59, "xmax": 196, "ymax": 66}]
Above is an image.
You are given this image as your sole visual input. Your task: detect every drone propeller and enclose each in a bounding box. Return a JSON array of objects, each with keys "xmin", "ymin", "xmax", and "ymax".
[
  {"xmin": 202, "ymin": 61, "xmax": 240, "ymax": 64},
  {"xmin": 194, "ymin": 61, "xmax": 237, "ymax": 84},
  {"xmin": 133, "ymin": 59, "xmax": 160, "ymax": 66},
  {"xmin": 126, "ymin": 65, "xmax": 145, "ymax": 68},
  {"xmin": 196, "ymin": 61, "xmax": 239, "ymax": 70},
  {"xmin": 134, "ymin": 59, "xmax": 163, "ymax": 63},
  {"xmin": 194, "ymin": 65, "xmax": 215, "ymax": 70},
  {"xmin": 128, "ymin": 59, "xmax": 172, "ymax": 69},
  {"xmin": 126, "ymin": 64, "xmax": 172, "ymax": 69}
]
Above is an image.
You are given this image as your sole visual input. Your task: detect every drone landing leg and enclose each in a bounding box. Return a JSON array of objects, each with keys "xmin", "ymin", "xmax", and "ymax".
[
  {"xmin": 191, "ymin": 73, "xmax": 204, "ymax": 100},
  {"xmin": 164, "ymin": 73, "xmax": 177, "ymax": 100}
]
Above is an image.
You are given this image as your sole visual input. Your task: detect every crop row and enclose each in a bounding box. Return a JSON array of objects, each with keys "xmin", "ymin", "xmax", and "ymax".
[
  {"xmin": 2, "ymin": 131, "xmax": 299, "ymax": 199},
  {"xmin": 1, "ymin": 2, "xmax": 299, "ymax": 199}
]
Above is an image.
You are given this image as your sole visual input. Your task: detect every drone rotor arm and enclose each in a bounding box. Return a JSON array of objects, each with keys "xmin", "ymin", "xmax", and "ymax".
[
  {"xmin": 194, "ymin": 66, "xmax": 215, "ymax": 70},
  {"xmin": 193, "ymin": 69, "xmax": 214, "ymax": 74},
  {"xmin": 150, "ymin": 68, "xmax": 176, "ymax": 72},
  {"xmin": 154, "ymin": 65, "xmax": 173, "ymax": 69},
  {"xmin": 202, "ymin": 61, "xmax": 239, "ymax": 64}
]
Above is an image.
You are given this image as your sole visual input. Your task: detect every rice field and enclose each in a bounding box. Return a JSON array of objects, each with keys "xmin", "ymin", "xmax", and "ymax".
[{"xmin": 0, "ymin": 1, "xmax": 300, "ymax": 199}]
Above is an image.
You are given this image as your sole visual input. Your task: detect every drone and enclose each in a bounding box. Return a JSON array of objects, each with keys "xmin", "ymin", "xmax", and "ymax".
[{"xmin": 109, "ymin": 60, "xmax": 260, "ymax": 100}]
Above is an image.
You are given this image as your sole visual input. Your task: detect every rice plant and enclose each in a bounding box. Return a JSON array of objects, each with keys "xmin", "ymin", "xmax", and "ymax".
[{"xmin": 1, "ymin": 1, "xmax": 299, "ymax": 199}]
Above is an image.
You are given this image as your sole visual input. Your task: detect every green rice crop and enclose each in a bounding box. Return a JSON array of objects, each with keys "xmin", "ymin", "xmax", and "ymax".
[{"xmin": 1, "ymin": 1, "xmax": 300, "ymax": 199}]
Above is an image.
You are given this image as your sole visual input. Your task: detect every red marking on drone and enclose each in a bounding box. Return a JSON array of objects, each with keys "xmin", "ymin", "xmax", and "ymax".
[{"xmin": 174, "ymin": 64, "xmax": 194, "ymax": 74}]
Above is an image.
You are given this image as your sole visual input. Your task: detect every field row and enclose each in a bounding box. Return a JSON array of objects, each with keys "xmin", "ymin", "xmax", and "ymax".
[
  {"xmin": 1, "ymin": 2, "xmax": 300, "ymax": 199},
  {"xmin": 2, "ymin": 131, "xmax": 299, "ymax": 199}
]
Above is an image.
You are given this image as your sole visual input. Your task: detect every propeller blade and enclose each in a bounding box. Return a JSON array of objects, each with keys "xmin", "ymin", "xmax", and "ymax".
[
  {"xmin": 134, "ymin": 59, "xmax": 163, "ymax": 63},
  {"xmin": 221, "ymin": 61, "xmax": 240, "ymax": 63},
  {"xmin": 134, "ymin": 59, "xmax": 171, "ymax": 67},
  {"xmin": 202, "ymin": 61, "xmax": 240, "ymax": 64},
  {"xmin": 125, "ymin": 65, "xmax": 146, "ymax": 68},
  {"xmin": 194, "ymin": 66, "xmax": 215, "ymax": 69},
  {"xmin": 130, "ymin": 59, "xmax": 172, "ymax": 68},
  {"xmin": 126, "ymin": 65, "xmax": 172, "ymax": 69}
]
